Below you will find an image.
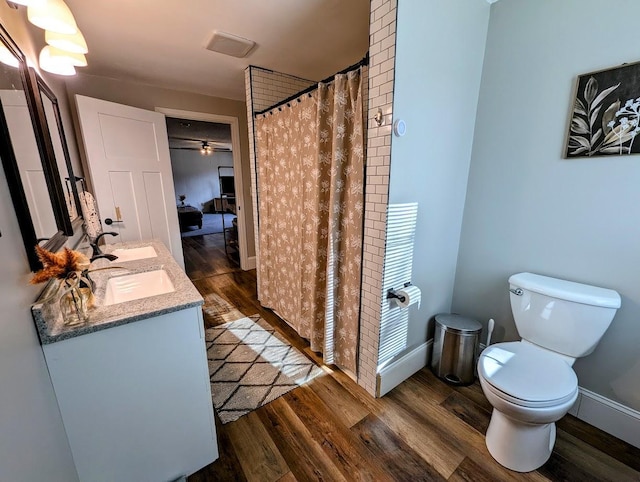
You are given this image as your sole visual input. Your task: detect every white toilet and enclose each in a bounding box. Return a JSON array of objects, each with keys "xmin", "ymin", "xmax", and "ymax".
[{"xmin": 477, "ymin": 272, "xmax": 621, "ymax": 472}]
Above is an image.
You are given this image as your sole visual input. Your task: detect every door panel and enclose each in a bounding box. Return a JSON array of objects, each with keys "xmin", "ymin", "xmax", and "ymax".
[
  {"xmin": 107, "ymin": 171, "xmax": 144, "ymax": 242},
  {"xmin": 143, "ymin": 171, "xmax": 172, "ymax": 242},
  {"xmin": 1, "ymin": 92, "xmax": 57, "ymax": 238},
  {"xmin": 76, "ymin": 95, "xmax": 184, "ymax": 268},
  {"xmin": 98, "ymin": 113, "xmax": 159, "ymax": 161},
  {"xmin": 24, "ymin": 170, "xmax": 57, "ymax": 236}
]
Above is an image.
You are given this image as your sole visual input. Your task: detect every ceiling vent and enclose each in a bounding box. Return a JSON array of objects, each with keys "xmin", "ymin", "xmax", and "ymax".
[{"xmin": 205, "ymin": 31, "xmax": 256, "ymax": 58}]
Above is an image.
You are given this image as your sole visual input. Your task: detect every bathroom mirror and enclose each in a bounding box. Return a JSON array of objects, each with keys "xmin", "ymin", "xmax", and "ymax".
[
  {"xmin": 35, "ymin": 72, "xmax": 81, "ymax": 225},
  {"xmin": 0, "ymin": 24, "xmax": 72, "ymax": 270}
]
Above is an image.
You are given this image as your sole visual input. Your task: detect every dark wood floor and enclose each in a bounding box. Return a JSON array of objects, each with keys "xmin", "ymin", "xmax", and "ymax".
[{"xmin": 184, "ymin": 233, "xmax": 640, "ymax": 481}]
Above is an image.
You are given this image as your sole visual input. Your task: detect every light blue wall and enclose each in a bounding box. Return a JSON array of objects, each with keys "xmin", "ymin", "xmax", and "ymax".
[
  {"xmin": 385, "ymin": 0, "xmax": 490, "ymax": 361},
  {"xmin": 453, "ymin": 0, "xmax": 640, "ymax": 410}
]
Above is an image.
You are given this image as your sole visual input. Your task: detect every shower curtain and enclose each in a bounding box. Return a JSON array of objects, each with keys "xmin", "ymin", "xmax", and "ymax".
[{"xmin": 255, "ymin": 69, "xmax": 364, "ymax": 373}]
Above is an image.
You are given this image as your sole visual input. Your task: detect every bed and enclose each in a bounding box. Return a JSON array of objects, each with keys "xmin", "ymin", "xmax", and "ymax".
[{"xmin": 177, "ymin": 205, "xmax": 203, "ymax": 229}]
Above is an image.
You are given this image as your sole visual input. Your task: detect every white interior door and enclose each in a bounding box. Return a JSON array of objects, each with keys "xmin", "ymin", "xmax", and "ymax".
[
  {"xmin": 0, "ymin": 90, "xmax": 57, "ymax": 238},
  {"xmin": 75, "ymin": 95, "xmax": 184, "ymax": 268}
]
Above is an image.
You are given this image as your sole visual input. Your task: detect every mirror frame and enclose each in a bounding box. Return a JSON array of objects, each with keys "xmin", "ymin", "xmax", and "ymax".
[
  {"xmin": 24, "ymin": 66, "xmax": 73, "ymax": 236},
  {"xmin": 34, "ymin": 70, "xmax": 82, "ymax": 227},
  {"xmin": 0, "ymin": 24, "xmax": 73, "ymax": 270}
]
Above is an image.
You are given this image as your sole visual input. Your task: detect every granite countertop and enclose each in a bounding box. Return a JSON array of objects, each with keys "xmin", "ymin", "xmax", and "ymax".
[{"xmin": 32, "ymin": 240, "xmax": 203, "ymax": 344}]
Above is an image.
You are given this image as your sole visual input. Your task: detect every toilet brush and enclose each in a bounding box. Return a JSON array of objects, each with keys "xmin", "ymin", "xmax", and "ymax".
[{"xmin": 486, "ymin": 318, "xmax": 495, "ymax": 346}]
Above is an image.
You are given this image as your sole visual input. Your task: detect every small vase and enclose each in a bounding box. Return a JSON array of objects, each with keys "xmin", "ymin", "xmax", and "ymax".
[{"xmin": 59, "ymin": 281, "xmax": 92, "ymax": 326}]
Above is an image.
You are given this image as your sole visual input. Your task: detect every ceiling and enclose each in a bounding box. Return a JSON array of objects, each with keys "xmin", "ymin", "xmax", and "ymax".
[
  {"xmin": 65, "ymin": 0, "xmax": 370, "ymax": 101},
  {"xmin": 166, "ymin": 117, "xmax": 232, "ymax": 151}
]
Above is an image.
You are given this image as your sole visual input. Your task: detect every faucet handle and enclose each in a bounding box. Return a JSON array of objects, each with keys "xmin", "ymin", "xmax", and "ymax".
[{"xmin": 92, "ymin": 231, "xmax": 119, "ymax": 256}]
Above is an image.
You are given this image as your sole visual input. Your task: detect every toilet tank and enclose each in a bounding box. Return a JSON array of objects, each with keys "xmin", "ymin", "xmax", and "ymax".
[{"xmin": 509, "ymin": 272, "xmax": 621, "ymax": 358}]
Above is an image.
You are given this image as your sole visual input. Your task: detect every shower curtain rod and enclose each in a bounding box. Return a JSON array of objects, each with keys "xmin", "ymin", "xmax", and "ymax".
[{"xmin": 254, "ymin": 53, "xmax": 369, "ymax": 116}]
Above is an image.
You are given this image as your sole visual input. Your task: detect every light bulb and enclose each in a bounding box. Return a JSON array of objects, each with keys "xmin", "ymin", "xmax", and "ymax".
[
  {"xmin": 0, "ymin": 45, "xmax": 20, "ymax": 68},
  {"xmin": 39, "ymin": 46, "xmax": 76, "ymax": 76},
  {"xmin": 47, "ymin": 45, "xmax": 86, "ymax": 66},
  {"xmin": 28, "ymin": 0, "xmax": 78, "ymax": 35},
  {"xmin": 45, "ymin": 29, "xmax": 88, "ymax": 54}
]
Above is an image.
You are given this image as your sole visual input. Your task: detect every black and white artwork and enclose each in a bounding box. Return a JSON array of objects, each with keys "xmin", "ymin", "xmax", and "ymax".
[{"xmin": 566, "ymin": 62, "xmax": 640, "ymax": 158}]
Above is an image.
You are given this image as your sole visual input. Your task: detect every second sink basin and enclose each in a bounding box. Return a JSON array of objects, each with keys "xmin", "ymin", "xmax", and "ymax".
[
  {"xmin": 111, "ymin": 246, "xmax": 157, "ymax": 262},
  {"xmin": 104, "ymin": 270, "xmax": 174, "ymax": 306}
]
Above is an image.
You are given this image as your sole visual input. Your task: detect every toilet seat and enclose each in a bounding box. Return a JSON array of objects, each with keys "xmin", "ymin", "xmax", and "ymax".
[{"xmin": 479, "ymin": 342, "xmax": 577, "ymax": 408}]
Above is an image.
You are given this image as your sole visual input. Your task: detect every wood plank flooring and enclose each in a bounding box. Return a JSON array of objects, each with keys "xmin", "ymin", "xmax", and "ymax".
[
  {"xmin": 182, "ymin": 233, "xmax": 241, "ymax": 282},
  {"xmin": 183, "ymin": 234, "xmax": 640, "ymax": 481}
]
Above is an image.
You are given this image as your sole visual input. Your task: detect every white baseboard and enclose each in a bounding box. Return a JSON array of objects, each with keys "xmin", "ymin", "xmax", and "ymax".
[
  {"xmin": 570, "ymin": 387, "xmax": 640, "ymax": 449},
  {"xmin": 376, "ymin": 340, "xmax": 433, "ymax": 397},
  {"xmin": 243, "ymin": 256, "xmax": 256, "ymax": 270}
]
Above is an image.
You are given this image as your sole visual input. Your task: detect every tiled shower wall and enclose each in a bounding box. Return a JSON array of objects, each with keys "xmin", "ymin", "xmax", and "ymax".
[
  {"xmin": 358, "ymin": 0, "xmax": 397, "ymax": 395},
  {"xmin": 244, "ymin": 0, "xmax": 396, "ymax": 395}
]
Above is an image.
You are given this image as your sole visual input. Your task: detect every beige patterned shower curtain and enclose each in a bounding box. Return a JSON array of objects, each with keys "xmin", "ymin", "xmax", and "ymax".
[{"xmin": 255, "ymin": 70, "xmax": 364, "ymax": 373}]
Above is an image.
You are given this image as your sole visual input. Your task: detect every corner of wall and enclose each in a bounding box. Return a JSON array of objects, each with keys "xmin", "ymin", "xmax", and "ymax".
[{"xmin": 357, "ymin": 0, "xmax": 397, "ymax": 396}]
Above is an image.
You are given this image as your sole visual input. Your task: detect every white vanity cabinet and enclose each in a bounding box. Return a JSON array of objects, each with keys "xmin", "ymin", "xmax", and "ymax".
[{"xmin": 42, "ymin": 306, "xmax": 217, "ymax": 482}]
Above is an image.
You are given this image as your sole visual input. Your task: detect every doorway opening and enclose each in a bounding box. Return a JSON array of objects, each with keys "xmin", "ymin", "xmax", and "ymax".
[{"xmin": 157, "ymin": 108, "xmax": 249, "ymax": 278}]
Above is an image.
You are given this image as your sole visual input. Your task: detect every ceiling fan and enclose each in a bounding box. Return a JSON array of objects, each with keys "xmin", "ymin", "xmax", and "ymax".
[{"xmin": 168, "ymin": 136, "xmax": 232, "ymax": 154}]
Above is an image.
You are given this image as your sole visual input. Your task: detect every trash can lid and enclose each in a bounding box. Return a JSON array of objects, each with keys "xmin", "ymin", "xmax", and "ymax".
[{"xmin": 435, "ymin": 313, "xmax": 482, "ymax": 334}]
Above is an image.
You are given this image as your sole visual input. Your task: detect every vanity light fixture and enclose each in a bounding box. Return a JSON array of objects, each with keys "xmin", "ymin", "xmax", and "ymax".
[
  {"xmin": 45, "ymin": 29, "xmax": 88, "ymax": 54},
  {"xmin": 28, "ymin": 0, "xmax": 78, "ymax": 35},
  {"xmin": 47, "ymin": 45, "xmax": 86, "ymax": 66},
  {"xmin": 39, "ymin": 45, "xmax": 76, "ymax": 75},
  {"xmin": 0, "ymin": 44, "xmax": 19, "ymax": 67},
  {"xmin": 7, "ymin": 0, "xmax": 33, "ymax": 5}
]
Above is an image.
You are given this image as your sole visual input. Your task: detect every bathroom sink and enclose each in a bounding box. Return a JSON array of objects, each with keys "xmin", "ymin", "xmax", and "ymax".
[
  {"xmin": 104, "ymin": 270, "xmax": 174, "ymax": 305},
  {"xmin": 110, "ymin": 246, "xmax": 157, "ymax": 262}
]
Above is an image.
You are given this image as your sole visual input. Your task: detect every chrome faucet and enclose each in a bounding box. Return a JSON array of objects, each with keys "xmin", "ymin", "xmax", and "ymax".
[{"xmin": 90, "ymin": 231, "xmax": 119, "ymax": 261}]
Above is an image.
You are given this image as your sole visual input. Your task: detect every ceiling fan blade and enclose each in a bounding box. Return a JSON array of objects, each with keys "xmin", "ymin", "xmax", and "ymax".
[{"xmin": 169, "ymin": 146, "xmax": 231, "ymax": 152}]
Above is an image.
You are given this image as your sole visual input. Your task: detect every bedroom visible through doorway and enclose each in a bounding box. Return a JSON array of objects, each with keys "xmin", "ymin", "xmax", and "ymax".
[
  {"xmin": 155, "ymin": 107, "xmax": 250, "ymax": 270},
  {"xmin": 165, "ymin": 116, "xmax": 241, "ymax": 278}
]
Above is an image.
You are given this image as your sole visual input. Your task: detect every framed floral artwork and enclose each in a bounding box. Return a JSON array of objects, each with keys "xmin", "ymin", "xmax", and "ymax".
[{"xmin": 566, "ymin": 61, "xmax": 640, "ymax": 157}]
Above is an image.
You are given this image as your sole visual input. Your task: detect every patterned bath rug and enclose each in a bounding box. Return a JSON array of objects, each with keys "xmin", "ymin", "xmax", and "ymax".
[
  {"xmin": 202, "ymin": 292, "xmax": 245, "ymax": 325},
  {"xmin": 206, "ymin": 315, "xmax": 325, "ymax": 424}
]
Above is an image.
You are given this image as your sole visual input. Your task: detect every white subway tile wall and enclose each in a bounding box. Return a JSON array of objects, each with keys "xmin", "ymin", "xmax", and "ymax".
[{"xmin": 358, "ymin": 0, "xmax": 397, "ymax": 396}]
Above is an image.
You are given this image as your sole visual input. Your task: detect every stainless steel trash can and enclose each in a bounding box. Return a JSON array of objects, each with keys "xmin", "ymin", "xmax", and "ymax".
[{"xmin": 431, "ymin": 313, "xmax": 482, "ymax": 385}]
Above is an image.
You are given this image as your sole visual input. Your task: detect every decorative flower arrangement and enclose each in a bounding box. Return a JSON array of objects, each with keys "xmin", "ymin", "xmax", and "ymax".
[
  {"xmin": 31, "ymin": 246, "xmax": 94, "ymax": 326},
  {"xmin": 30, "ymin": 246, "xmax": 91, "ymax": 285}
]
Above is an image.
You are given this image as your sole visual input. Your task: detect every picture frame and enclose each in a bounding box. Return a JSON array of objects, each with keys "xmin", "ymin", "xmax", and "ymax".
[{"xmin": 566, "ymin": 61, "xmax": 640, "ymax": 158}]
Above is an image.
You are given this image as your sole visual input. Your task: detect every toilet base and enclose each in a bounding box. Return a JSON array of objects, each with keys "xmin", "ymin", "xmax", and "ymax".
[{"xmin": 485, "ymin": 409, "xmax": 556, "ymax": 472}]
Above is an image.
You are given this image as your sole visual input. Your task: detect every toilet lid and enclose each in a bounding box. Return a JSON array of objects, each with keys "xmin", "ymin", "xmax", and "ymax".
[{"xmin": 479, "ymin": 342, "xmax": 577, "ymax": 404}]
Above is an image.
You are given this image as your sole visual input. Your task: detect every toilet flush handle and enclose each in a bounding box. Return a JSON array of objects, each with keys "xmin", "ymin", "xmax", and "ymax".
[{"xmin": 510, "ymin": 288, "xmax": 523, "ymax": 296}]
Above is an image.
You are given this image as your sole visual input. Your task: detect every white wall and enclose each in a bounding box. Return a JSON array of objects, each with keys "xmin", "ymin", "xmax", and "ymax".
[
  {"xmin": 0, "ymin": 6, "xmax": 79, "ymax": 481},
  {"xmin": 383, "ymin": 0, "xmax": 490, "ymax": 363},
  {"xmin": 453, "ymin": 0, "xmax": 640, "ymax": 411},
  {"xmin": 170, "ymin": 149, "xmax": 234, "ymax": 212},
  {"xmin": 0, "ymin": 168, "xmax": 78, "ymax": 482}
]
